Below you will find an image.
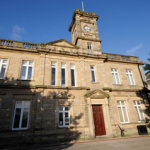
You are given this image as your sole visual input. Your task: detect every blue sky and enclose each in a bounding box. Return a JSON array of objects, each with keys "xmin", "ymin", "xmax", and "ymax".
[{"xmin": 0, "ymin": 0, "xmax": 150, "ymax": 74}]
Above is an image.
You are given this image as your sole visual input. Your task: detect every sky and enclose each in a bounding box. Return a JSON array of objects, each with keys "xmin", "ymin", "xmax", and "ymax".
[{"xmin": 0, "ymin": 0, "xmax": 150, "ymax": 74}]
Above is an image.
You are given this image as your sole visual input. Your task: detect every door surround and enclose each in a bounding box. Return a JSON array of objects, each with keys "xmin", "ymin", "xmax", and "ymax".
[{"xmin": 85, "ymin": 89, "xmax": 113, "ymax": 138}]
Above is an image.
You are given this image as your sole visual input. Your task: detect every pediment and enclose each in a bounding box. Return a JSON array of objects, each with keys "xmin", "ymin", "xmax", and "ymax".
[
  {"xmin": 47, "ymin": 39, "xmax": 78, "ymax": 49},
  {"xmin": 84, "ymin": 89, "xmax": 109, "ymax": 99}
]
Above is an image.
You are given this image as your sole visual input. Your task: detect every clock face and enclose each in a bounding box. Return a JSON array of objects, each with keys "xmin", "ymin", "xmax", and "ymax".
[{"xmin": 83, "ymin": 25, "xmax": 91, "ymax": 32}]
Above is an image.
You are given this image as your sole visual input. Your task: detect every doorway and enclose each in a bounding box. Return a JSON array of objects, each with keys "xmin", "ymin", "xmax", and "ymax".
[{"xmin": 92, "ymin": 105, "xmax": 106, "ymax": 136}]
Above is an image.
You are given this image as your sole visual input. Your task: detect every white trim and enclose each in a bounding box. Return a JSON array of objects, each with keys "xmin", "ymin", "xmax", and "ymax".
[
  {"xmin": 117, "ymin": 101, "xmax": 129, "ymax": 123},
  {"xmin": 51, "ymin": 62, "xmax": 57, "ymax": 86},
  {"xmin": 134, "ymin": 101, "xmax": 145, "ymax": 122},
  {"xmin": 12, "ymin": 101, "xmax": 30, "ymax": 130},
  {"xmin": 58, "ymin": 106, "xmax": 70, "ymax": 127},
  {"xmin": 111, "ymin": 69, "xmax": 121, "ymax": 84},
  {"xmin": 20, "ymin": 61, "xmax": 34, "ymax": 80},
  {"xmin": 70, "ymin": 64, "xmax": 76, "ymax": 87},
  {"xmin": 61, "ymin": 63, "xmax": 66, "ymax": 86},
  {"xmin": 90, "ymin": 66, "xmax": 96, "ymax": 82},
  {"xmin": 126, "ymin": 70, "xmax": 135, "ymax": 85},
  {"xmin": 0, "ymin": 58, "xmax": 8, "ymax": 79},
  {"xmin": 87, "ymin": 43, "xmax": 92, "ymax": 49}
]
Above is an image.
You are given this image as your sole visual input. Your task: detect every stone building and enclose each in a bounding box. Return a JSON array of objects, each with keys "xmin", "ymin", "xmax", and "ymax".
[{"xmin": 0, "ymin": 9, "xmax": 150, "ymax": 146}]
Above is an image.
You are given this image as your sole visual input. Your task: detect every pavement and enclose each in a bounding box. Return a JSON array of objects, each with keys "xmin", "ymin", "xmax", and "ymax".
[{"xmin": 3, "ymin": 135, "xmax": 150, "ymax": 150}]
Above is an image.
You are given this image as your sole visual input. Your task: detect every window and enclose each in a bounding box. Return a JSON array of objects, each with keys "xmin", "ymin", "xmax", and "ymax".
[
  {"xmin": 58, "ymin": 106, "xmax": 70, "ymax": 127},
  {"xmin": 0, "ymin": 59, "xmax": 7, "ymax": 79},
  {"xmin": 20, "ymin": 61, "xmax": 33, "ymax": 80},
  {"xmin": 87, "ymin": 43, "xmax": 92, "ymax": 49},
  {"xmin": 126, "ymin": 70, "xmax": 135, "ymax": 85},
  {"xmin": 117, "ymin": 101, "xmax": 129, "ymax": 123},
  {"xmin": 70, "ymin": 64, "xmax": 75, "ymax": 86},
  {"xmin": 61, "ymin": 63, "xmax": 66, "ymax": 86},
  {"xmin": 74, "ymin": 30, "xmax": 76, "ymax": 37},
  {"xmin": 111, "ymin": 69, "xmax": 120, "ymax": 84},
  {"xmin": 134, "ymin": 101, "xmax": 145, "ymax": 122},
  {"xmin": 51, "ymin": 62, "xmax": 56, "ymax": 86},
  {"xmin": 90, "ymin": 66, "xmax": 96, "ymax": 82},
  {"xmin": 12, "ymin": 101, "xmax": 30, "ymax": 130}
]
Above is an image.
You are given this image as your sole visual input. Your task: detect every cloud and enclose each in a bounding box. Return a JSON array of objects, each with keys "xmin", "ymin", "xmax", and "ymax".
[
  {"xmin": 11, "ymin": 24, "xmax": 25, "ymax": 40},
  {"xmin": 126, "ymin": 43, "xmax": 142, "ymax": 55}
]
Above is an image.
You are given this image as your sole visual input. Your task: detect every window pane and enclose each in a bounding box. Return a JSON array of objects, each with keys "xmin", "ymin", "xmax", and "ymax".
[
  {"xmin": 91, "ymin": 71, "xmax": 95, "ymax": 82},
  {"xmin": 135, "ymin": 107, "xmax": 140, "ymax": 121},
  {"xmin": 112, "ymin": 73, "xmax": 116, "ymax": 84},
  {"xmin": 130, "ymin": 74, "xmax": 134, "ymax": 85},
  {"xmin": 65, "ymin": 107, "xmax": 69, "ymax": 111},
  {"xmin": 24, "ymin": 101, "xmax": 30, "ymax": 106},
  {"xmin": 127, "ymin": 74, "xmax": 131, "ymax": 84},
  {"xmin": 121, "ymin": 101, "xmax": 125, "ymax": 105},
  {"xmin": 139, "ymin": 107, "xmax": 144, "ymax": 120},
  {"xmin": 13, "ymin": 108, "xmax": 21, "ymax": 128},
  {"xmin": 22, "ymin": 61, "xmax": 27, "ymax": 65},
  {"xmin": 59, "ymin": 106, "xmax": 63, "ymax": 111},
  {"xmin": 29, "ymin": 61, "xmax": 33, "ymax": 65},
  {"xmin": 0, "ymin": 64, "xmax": 6, "ymax": 78},
  {"xmin": 2, "ymin": 59, "xmax": 7, "ymax": 63},
  {"xmin": 21, "ymin": 66, "xmax": 27, "ymax": 79},
  {"xmin": 16, "ymin": 101, "xmax": 22, "ymax": 107},
  {"xmin": 65, "ymin": 112, "xmax": 69, "ymax": 117},
  {"xmin": 122, "ymin": 107, "xmax": 128, "ymax": 122},
  {"xmin": 61, "ymin": 68, "xmax": 65, "ymax": 86},
  {"xmin": 115, "ymin": 73, "xmax": 119, "ymax": 84},
  {"xmin": 90, "ymin": 66, "xmax": 94, "ymax": 69},
  {"xmin": 71, "ymin": 69, "xmax": 75, "ymax": 86},
  {"xmin": 59, "ymin": 113, "xmax": 63, "ymax": 126},
  {"xmin": 27, "ymin": 66, "xmax": 32, "ymax": 80},
  {"xmin": 133, "ymin": 101, "xmax": 136, "ymax": 105},
  {"xmin": 51, "ymin": 68, "xmax": 56, "ymax": 85},
  {"xmin": 118, "ymin": 107, "xmax": 123, "ymax": 122},
  {"xmin": 21, "ymin": 108, "xmax": 29, "ymax": 128}
]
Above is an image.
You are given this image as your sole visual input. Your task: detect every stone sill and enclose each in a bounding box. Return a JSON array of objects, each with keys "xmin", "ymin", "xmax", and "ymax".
[
  {"xmin": 112, "ymin": 84, "xmax": 124, "ymax": 86},
  {"xmin": 91, "ymin": 82, "xmax": 99, "ymax": 84}
]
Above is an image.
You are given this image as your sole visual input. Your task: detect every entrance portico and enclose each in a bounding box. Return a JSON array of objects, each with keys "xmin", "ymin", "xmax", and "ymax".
[{"xmin": 85, "ymin": 89, "xmax": 113, "ymax": 138}]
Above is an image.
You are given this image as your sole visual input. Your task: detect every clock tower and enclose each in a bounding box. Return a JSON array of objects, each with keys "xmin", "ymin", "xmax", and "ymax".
[{"xmin": 69, "ymin": 9, "xmax": 102, "ymax": 53}]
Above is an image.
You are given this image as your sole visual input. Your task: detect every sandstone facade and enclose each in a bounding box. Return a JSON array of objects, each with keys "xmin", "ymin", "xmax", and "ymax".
[{"xmin": 0, "ymin": 9, "xmax": 150, "ymax": 147}]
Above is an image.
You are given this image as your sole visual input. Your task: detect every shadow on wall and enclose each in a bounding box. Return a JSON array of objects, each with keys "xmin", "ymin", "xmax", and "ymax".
[
  {"xmin": 0, "ymin": 77, "xmax": 83, "ymax": 149},
  {"xmin": 136, "ymin": 81, "xmax": 150, "ymax": 128}
]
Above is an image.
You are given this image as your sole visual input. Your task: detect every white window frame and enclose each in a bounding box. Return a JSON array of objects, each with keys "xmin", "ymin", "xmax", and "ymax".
[
  {"xmin": 61, "ymin": 63, "xmax": 66, "ymax": 86},
  {"xmin": 134, "ymin": 101, "xmax": 145, "ymax": 122},
  {"xmin": 70, "ymin": 64, "xmax": 76, "ymax": 87},
  {"xmin": 117, "ymin": 101, "xmax": 129, "ymax": 123},
  {"xmin": 90, "ymin": 66, "xmax": 96, "ymax": 82},
  {"xmin": 0, "ymin": 58, "xmax": 8, "ymax": 79},
  {"xmin": 58, "ymin": 106, "xmax": 70, "ymax": 127},
  {"xmin": 111, "ymin": 69, "xmax": 121, "ymax": 84},
  {"xmin": 87, "ymin": 43, "xmax": 92, "ymax": 49},
  {"xmin": 12, "ymin": 101, "xmax": 30, "ymax": 130},
  {"xmin": 126, "ymin": 70, "xmax": 135, "ymax": 85},
  {"xmin": 20, "ymin": 61, "xmax": 34, "ymax": 80},
  {"xmin": 51, "ymin": 62, "xmax": 57, "ymax": 86}
]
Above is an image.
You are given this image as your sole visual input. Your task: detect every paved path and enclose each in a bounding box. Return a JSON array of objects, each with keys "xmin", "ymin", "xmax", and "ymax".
[{"xmin": 28, "ymin": 136, "xmax": 150, "ymax": 150}]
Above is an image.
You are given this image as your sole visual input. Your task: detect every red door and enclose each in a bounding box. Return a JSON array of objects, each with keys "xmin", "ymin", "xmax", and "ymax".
[{"xmin": 92, "ymin": 105, "xmax": 106, "ymax": 136}]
